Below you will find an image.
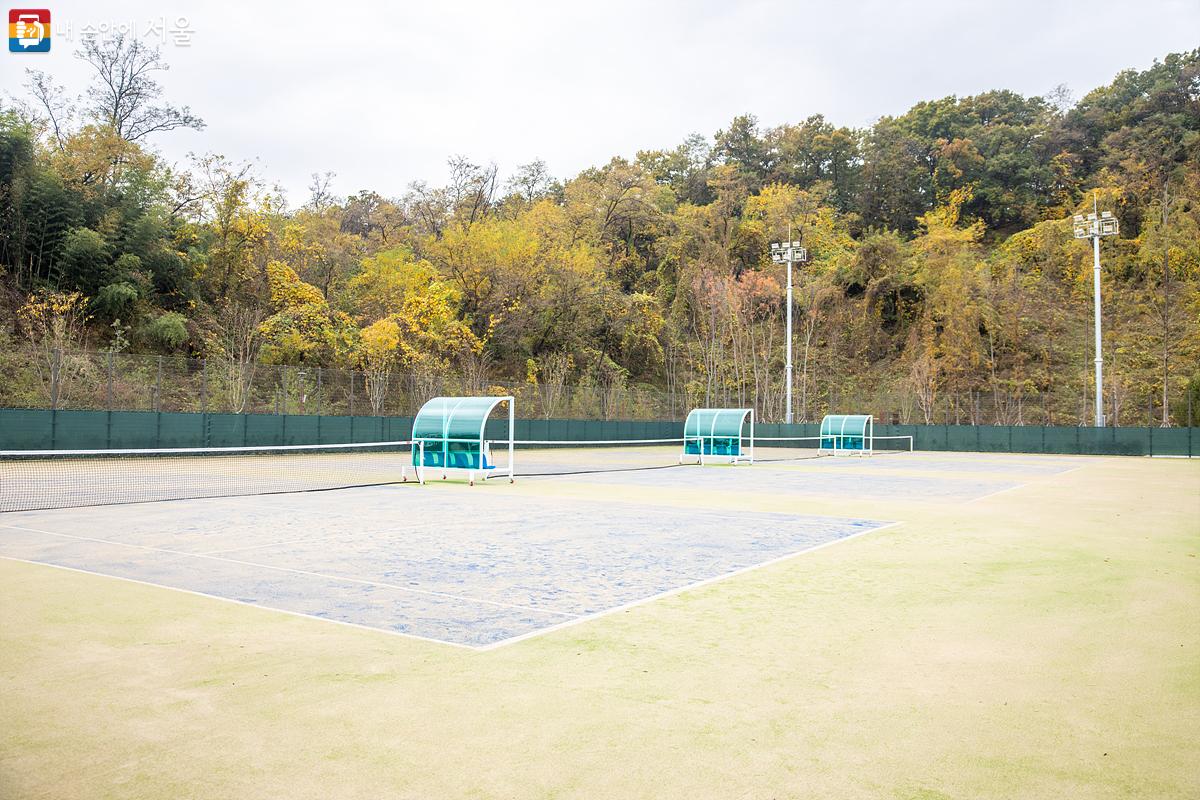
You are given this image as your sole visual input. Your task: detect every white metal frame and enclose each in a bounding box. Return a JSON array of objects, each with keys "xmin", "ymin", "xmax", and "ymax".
[
  {"xmin": 411, "ymin": 396, "xmax": 515, "ymax": 486},
  {"xmin": 1073, "ymin": 201, "xmax": 1119, "ymax": 427},
  {"xmin": 399, "ymin": 440, "xmax": 425, "ymax": 484},
  {"xmin": 818, "ymin": 414, "xmax": 873, "ymax": 457},
  {"xmin": 680, "ymin": 408, "xmax": 754, "ymax": 466}
]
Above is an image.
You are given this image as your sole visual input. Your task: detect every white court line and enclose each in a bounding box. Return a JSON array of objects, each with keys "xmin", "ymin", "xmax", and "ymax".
[
  {"xmin": 10, "ymin": 491, "xmax": 435, "ymax": 556},
  {"xmin": 475, "ymin": 520, "xmax": 905, "ymax": 651},
  {"xmin": 188, "ymin": 487, "xmax": 419, "ymax": 518},
  {"xmin": 0, "ymin": 523, "xmax": 577, "ymax": 619},
  {"xmin": 0, "ymin": 555, "xmax": 477, "ymax": 651},
  {"xmin": 192, "ymin": 511, "xmax": 437, "ymax": 555},
  {"xmin": 199, "ymin": 536, "xmax": 337, "ymax": 556},
  {"xmin": 964, "ymin": 465, "xmax": 1086, "ymax": 504},
  {"xmin": 964, "ymin": 483, "xmax": 1027, "ymax": 504},
  {"xmin": 213, "ymin": 489, "xmax": 885, "ymax": 533},
  {"xmin": 1, "ymin": 517, "xmax": 904, "ymax": 652}
]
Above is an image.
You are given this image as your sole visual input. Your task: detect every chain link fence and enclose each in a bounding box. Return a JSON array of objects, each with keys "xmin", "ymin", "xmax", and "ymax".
[
  {"xmin": 0, "ymin": 348, "xmax": 1193, "ymax": 427},
  {"xmin": 0, "ymin": 350, "xmax": 688, "ymax": 421}
]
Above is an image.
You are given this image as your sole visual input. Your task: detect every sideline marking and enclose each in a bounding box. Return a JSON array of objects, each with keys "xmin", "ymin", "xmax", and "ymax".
[
  {"xmin": 0, "ymin": 556, "xmax": 477, "ymax": 650},
  {"xmin": 2, "ymin": 518, "xmax": 904, "ymax": 651},
  {"xmin": 476, "ymin": 520, "xmax": 905, "ymax": 650},
  {"xmin": 964, "ymin": 464, "xmax": 1085, "ymax": 504},
  {"xmin": 0, "ymin": 523, "xmax": 576, "ymax": 618}
]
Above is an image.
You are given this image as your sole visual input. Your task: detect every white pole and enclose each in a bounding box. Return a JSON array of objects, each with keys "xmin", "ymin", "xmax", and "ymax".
[
  {"xmin": 748, "ymin": 409, "xmax": 753, "ymax": 463},
  {"xmin": 1092, "ymin": 233, "xmax": 1105, "ymax": 427},
  {"xmin": 785, "ymin": 247, "xmax": 794, "ymax": 425}
]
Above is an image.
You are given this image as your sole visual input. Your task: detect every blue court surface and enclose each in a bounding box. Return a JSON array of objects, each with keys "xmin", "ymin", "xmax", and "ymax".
[
  {"xmin": 556, "ymin": 464, "xmax": 1023, "ymax": 502},
  {"xmin": 0, "ymin": 488, "xmax": 891, "ymax": 648}
]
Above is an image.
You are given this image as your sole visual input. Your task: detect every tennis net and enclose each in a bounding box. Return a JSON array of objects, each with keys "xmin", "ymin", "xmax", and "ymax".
[
  {"xmin": 490, "ymin": 434, "xmax": 917, "ymax": 475},
  {"xmin": 486, "ymin": 438, "xmax": 689, "ymax": 476},
  {"xmin": 751, "ymin": 436, "xmax": 826, "ymax": 462},
  {"xmin": 873, "ymin": 435, "xmax": 916, "ymax": 454},
  {"xmin": 753, "ymin": 433, "xmax": 915, "ymax": 460},
  {"xmin": 0, "ymin": 441, "xmax": 424, "ymax": 513}
]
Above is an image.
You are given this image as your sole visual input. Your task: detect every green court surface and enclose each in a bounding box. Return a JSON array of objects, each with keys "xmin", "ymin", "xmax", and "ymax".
[{"xmin": 1, "ymin": 451, "xmax": 1197, "ymax": 799}]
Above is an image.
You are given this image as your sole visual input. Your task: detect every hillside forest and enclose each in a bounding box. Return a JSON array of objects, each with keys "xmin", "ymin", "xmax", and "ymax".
[{"xmin": 1, "ymin": 37, "xmax": 1198, "ymax": 425}]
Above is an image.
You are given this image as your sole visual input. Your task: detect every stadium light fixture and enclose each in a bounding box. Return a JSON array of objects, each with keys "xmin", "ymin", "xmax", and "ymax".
[
  {"xmin": 770, "ymin": 235, "xmax": 808, "ymax": 425},
  {"xmin": 1072, "ymin": 197, "xmax": 1119, "ymax": 427}
]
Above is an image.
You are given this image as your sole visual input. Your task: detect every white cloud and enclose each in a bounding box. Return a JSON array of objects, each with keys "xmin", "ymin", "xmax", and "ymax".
[{"xmin": 4, "ymin": 0, "xmax": 1196, "ymax": 204}]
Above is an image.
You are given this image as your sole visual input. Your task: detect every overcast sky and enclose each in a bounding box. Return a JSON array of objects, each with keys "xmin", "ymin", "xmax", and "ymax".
[{"xmin": 4, "ymin": 0, "xmax": 1197, "ymax": 205}]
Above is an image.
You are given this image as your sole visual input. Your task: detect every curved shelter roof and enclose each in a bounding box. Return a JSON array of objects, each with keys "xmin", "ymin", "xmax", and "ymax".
[
  {"xmin": 819, "ymin": 414, "xmax": 872, "ymax": 438},
  {"xmin": 412, "ymin": 396, "xmax": 512, "ymax": 444},
  {"xmin": 683, "ymin": 408, "xmax": 753, "ymax": 440}
]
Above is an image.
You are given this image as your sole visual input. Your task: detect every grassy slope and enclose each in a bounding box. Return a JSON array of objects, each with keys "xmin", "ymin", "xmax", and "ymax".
[{"xmin": 1, "ymin": 455, "xmax": 1197, "ymax": 799}]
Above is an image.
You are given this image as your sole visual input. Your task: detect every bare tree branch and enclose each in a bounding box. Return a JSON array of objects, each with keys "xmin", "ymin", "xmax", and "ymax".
[
  {"xmin": 77, "ymin": 32, "xmax": 205, "ymax": 141},
  {"xmin": 23, "ymin": 69, "xmax": 74, "ymax": 152},
  {"xmin": 305, "ymin": 171, "xmax": 338, "ymax": 212}
]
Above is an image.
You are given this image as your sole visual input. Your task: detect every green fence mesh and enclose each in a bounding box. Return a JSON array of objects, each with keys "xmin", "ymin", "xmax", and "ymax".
[{"xmin": 0, "ymin": 409, "xmax": 1194, "ymax": 456}]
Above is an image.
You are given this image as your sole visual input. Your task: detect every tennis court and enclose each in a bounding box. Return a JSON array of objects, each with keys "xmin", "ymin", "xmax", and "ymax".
[
  {"xmin": 0, "ymin": 484, "xmax": 889, "ymax": 647},
  {"xmin": 552, "ymin": 460, "xmax": 1025, "ymax": 501},
  {"xmin": 2, "ymin": 425, "xmax": 1197, "ymax": 800},
  {"xmin": 0, "ymin": 442, "xmax": 1116, "ymax": 649}
]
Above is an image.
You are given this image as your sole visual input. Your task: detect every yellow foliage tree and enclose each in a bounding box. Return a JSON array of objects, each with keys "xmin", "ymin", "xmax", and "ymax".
[
  {"xmin": 258, "ymin": 260, "xmax": 353, "ymax": 364},
  {"xmin": 908, "ymin": 187, "xmax": 989, "ymax": 421},
  {"xmin": 357, "ymin": 317, "xmax": 401, "ymax": 415},
  {"xmin": 17, "ymin": 290, "xmax": 93, "ymax": 407},
  {"xmin": 347, "ymin": 248, "xmax": 440, "ymax": 322}
]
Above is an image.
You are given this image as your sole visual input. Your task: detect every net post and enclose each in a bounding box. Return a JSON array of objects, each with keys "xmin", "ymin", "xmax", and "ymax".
[
  {"xmin": 680, "ymin": 410, "xmax": 692, "ymax": 464},
  {"xmin": 748, "ymin": 409, "xmax": 755, "ymax": 465},
  {"xmin": 508, "ymin": 397, "xmax": 515, "ymax": 483}
]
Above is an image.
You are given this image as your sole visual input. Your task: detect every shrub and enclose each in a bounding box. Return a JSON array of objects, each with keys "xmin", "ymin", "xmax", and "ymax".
[{"xmin": 140, "ymin": 312, "xmax": 189, "ymax": 351}]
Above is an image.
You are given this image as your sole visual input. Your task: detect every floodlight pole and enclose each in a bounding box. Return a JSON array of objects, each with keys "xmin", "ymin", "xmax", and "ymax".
[
  {"xmin": 771, "ymin": 229, "xmax": 807, "ymax": 425},
  {"xmin": 1073, "ymin": 195, "xmax": 1119, "ymax": 427},
  {"xmin": 1091, "ymin": 234, "xmax": 1103, "ymax": 426},
  {"xmin": 786, "ymin": 248, "xmax": 794, "ymax": 425}
]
